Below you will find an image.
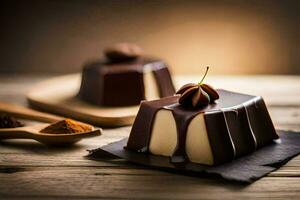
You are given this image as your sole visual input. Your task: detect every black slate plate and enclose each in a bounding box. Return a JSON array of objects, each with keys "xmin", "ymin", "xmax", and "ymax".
[{"xmin": 88, "ymin": 130, "xmax": 300, "ymax": 183}]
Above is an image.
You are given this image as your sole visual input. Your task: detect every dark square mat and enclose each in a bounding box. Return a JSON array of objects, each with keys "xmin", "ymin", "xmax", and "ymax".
[{"xmin": 88, "ymin": 130, "xmax": 300, "ymax": 183}]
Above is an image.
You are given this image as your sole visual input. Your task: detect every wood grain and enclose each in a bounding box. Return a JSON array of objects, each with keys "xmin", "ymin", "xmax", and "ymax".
[
  {"xmin": 0, "ymin": 75, "xmax": 299, "ymax": 199},
  {"xmin": 26, "ymin": 74, "xmax": 300, "ymax": 127},
  {"xmin": 0, "ymin": 167, "xmax": 299, "ymax": 199},
  {"xmin": 0, "ymin": 101, "xmax": 63, "ymax": 123}
]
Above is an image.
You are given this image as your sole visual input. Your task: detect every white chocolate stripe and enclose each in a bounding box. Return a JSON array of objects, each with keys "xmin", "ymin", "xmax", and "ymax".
[
  {"xmin": 221, "ymin": 110, "xmax": 237, "ymax": 158},
  {"xmin": 242, "ymin": 104, "xmax": 258, "ymax": 150},
  {"xmin": 206, "ymin": 96, "xmax": 262, "ymax": 114}
]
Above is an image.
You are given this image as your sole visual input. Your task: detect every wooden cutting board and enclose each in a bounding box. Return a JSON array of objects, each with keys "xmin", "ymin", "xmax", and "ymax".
[
  {"xmin": 26, "ymin": 74, "xmax": 140, "ymax": 127},
  {"xmin": 27, "ymin": 74, "xmax": 300, "ymax": 127}
]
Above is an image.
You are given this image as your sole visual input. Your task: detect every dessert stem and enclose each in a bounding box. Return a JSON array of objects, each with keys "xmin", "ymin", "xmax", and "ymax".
[{"xmin": 198, "ymin": 66, "xmax": 209, "ymax": 85}]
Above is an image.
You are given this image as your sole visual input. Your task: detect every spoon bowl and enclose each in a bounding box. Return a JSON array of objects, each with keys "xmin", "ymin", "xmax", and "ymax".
[{"xmin": 0, "ymin": 124, "xmax": 102, "ymax": 146}]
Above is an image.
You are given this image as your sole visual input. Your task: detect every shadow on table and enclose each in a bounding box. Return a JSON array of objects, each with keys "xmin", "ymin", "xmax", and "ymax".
[
  {"xmin": 0, "ymin": 139, "xmax": 84, "ymax": 155},
  {"xmin": 87, "ymin": 151, "xmax": 250, "ymax": 189}
]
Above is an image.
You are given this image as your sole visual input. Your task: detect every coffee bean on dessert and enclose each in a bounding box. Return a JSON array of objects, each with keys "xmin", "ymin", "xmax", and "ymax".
[
  {"xmin": 176, "ymin": 83, "xmax": 198, "ymax": 95},
  {"xmin": 198, "ymin": 88, "xmax": 210, "ymax": 106},
  {"xmin": 179, "ymin": 86, "xmax": 211, "ymax": 108},
  {"xmin": 201, "ymin": 84, "xmax": 219, "ymax": 102},
  {"xmin": 191, "ymin": 87, "xmax": 210, "ymax": 107},
  {"xmin": 104, "ymin": 43, "xmax": 143, "ymax": 62},
  {"xmin": 178, "ymin": 86, "xmax": 199, "ymax": 105}
]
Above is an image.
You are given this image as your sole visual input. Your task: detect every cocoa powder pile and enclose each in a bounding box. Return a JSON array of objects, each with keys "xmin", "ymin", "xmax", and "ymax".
[
  {"xmin": 0, "ymin": 115, "xmax": 23, "ymax": 128},
  {"xmin": 40, "ymin": 119, "xmax": 93, "ymax": 134}
]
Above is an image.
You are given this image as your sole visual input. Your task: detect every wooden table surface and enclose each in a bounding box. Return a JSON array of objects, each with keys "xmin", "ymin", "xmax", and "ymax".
[{"xmin": 0, "ymin": 75, "xmax": 299, "ymax": 199}]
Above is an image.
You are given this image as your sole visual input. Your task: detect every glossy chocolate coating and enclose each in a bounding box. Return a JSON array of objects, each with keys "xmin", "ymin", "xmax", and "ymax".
[
  {"xmin": 78, "ymin": 58, "xmax": 175, "ymax": 106},
  {"xmin": 126, "ymin": 90, "xmax": 279, "ymax": 165}
]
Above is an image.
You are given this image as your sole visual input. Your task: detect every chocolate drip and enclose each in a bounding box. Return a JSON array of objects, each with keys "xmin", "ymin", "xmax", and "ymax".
[
  {"xmin": 243, "ymin": 104, "xmax": 258, "ymax": 150},
  {"xmin": 204, "ymin": 111, "xmax": 235, "ymax": 164},
  {"xmin": 168, "ymin": 106, "xmax": 199, "ymax": 163},
  {"xmin": 222, "ymin": 106, "xmax": 257, "ymax": 157},
  {"xmin": 247, "ymin": 98, "xmax": 279, "ymax": 147},
  {"xmin": 78, "ymin": 62, "xmax": 104, "ymax": 104},
  {"xmin": 126, "ymin": 90, "xmax": 278, "ymax": 165},
  {"xmin": 126, "ymin": 97, "xmax": 177, "ymax": 152},
  {"xmin": 125, "ymin": 104, "xmax": 155, "ymax": 152},
  {"xmin": 152, "ymin": 62, "xmax": 176, "ymax": 97}
]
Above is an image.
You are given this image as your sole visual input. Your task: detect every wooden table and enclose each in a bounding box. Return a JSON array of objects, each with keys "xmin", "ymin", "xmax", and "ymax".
[{"xmin": 0, "ymin": 75, "xmax": 299, "ymax": 199}]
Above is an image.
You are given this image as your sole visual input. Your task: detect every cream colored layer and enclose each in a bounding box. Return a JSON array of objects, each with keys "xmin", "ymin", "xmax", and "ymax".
[
  {"xmin": 186, "ymin": 114, "xmax": 214, "ymax": 165},
  {"xmin": 143, "ymin": 66, "xmax": 160, "ymax": 100},
  {"xmin": 149, "ymin": 109, "xmax": 214, "ymax": 165},
  {"xmin": 149, "ymin": 109, "xmax": 177, "ymax": 156}
]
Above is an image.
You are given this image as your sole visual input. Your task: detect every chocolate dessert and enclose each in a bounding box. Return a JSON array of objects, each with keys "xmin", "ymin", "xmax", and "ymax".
[
  {"xmin": 125, "ymin": 68, "xmax": 278, "ymax": 165},
  {"xmin": 78, "ymin": 43, "xmax": 175, "ymax": 107}
]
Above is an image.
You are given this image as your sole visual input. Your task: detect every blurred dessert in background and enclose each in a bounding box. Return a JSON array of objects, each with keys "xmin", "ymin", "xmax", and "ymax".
[{"xmin": 78, "ymin": 43, "xmax": 175, "ymax": 107}]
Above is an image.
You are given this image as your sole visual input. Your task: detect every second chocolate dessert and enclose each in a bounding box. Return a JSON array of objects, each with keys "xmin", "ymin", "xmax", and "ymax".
[{"xmin": 78, "ymin": 43, "xmax": 175, "ymax": 107}]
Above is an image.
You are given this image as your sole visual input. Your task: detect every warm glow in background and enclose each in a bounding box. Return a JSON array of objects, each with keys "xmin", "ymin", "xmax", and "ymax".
[{"xmin": 0, "ymin": 0, "xmax": 299, "ymax": 75}]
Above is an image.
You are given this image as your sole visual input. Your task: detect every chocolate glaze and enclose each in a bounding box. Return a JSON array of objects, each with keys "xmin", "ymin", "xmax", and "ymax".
[
  {"xmin": 224, "ymin": 107, "xmax": 257, "ymax": 156},
  {"xmin": 204, "ymin": 111, "xmax": 236, "ymax": 164},
  {"xmin": 126, "ymin": 90, "xmax": 279, "ymax": 165},
  {"xmin": 247, "ymin": 99, "xmax": 278, "ymax": 148},
  {"xmin": 78, "ymin": 58, "xmax": 175, "ymax": 107},
  {"xmin": 151, "ymin": 62, "xmax": 175, "ymax": 97},
  {"xmin": 169, "ymin": 106, "xmax": 199, "ymax": 163},
  {"xmin": 125, "ymin": 96, "xmax": 176, "ymax": 152}
]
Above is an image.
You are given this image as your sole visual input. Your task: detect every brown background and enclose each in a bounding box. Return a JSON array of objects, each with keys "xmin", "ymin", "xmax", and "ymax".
[{"xmin": 0, "ymin": 0, "xmax": 299, "ymax": 75}]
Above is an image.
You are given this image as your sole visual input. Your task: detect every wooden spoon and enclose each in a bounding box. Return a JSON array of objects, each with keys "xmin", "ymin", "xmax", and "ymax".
[
  {"xmin": 0, "ymin": 102, "xmax": 102, "ymax": 145},
  {"xmin": 0, "ymin": 123, "xmax": 102, "ymax": 146},
  {"xmin": 0, "ymin": 101, "xmax": 62, "ymax": 123}
]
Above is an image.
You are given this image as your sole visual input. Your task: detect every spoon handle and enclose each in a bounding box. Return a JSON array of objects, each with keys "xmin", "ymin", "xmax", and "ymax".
[
  {"xmin": 0, "ymin": 101, "xmax": 63, "ymax": 123},
  {"xmin": 0, "ymin": 128, "xmax": 32, "ymax": 139}
]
